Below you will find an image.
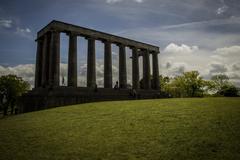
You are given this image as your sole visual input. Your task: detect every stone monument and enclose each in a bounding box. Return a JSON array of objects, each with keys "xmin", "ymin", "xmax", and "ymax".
[{"xmin": 19, "ymin": 20, "xmax": 161, "ymax": 113}]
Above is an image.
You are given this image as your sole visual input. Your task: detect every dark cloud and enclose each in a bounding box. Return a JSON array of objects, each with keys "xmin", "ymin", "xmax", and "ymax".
[
  {"xmin": 166, "ymin": 62, "xmax": 171, "ymax": 69},
  {"xmin": 210, "ymin": 63, "xmax": 227, "ymax": 73},
  {"xmin": 232, "ymin": 63, "xmax": 240, "ymax": 71}
]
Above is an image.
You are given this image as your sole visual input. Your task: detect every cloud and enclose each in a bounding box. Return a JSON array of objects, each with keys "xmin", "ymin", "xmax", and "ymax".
[
  {"xmin": 216, "ymin": 5, "xmax": 229, "ymax": 15},
  {"xmin": 15, "ymin": 27, "xmax": 33, "ymax": 39},
  {"xmin": 209, "ymin": 63, "xmax": 228, "ymax": 74},
  {"xmin": 0, "ymin": 17, "xmax": 33, "ymax": 39},
  {"xmin": 216, "ymin": 0, "xmax": 229, "ymax": 15},
  {"xmin": 106, "ymin": 0, "xmax": 143, "ymax": 4},
  {"xmin": 160, "ymin": 43, "xmax": 240, "ymax": 86},
  {"xmin": 134, "ymin": 0, "xmax": 143, "ymax": 3},
  {"xmin": 117, "ymin": 16, "xmax": 240, "ymax": 50},
  {"xmin": 0, "ymin": 19, "xmax": 12, "ymax": 28},
  {"xmin": 232, "ymin": 63, "xmax": 240, "ymax": 71},
  {"xmin": 0, "ymin": 64, "xmax": 35, "ymax": 88},
  {"xmin": 164, "ymin": 43, "xmax": 198, "ymax": 55},
  {"xmin": 16, "ymin": 27, "xmax": 31, "ymax": 34},
  {"xmin": 106, "ymin": 0, "xmax": 122, "ymax": 3}
]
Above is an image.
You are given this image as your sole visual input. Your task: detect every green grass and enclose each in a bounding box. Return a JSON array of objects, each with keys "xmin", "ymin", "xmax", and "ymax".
[{"xmin": 0, "ymin": 98, "xmax": 240, "ymax": 160}]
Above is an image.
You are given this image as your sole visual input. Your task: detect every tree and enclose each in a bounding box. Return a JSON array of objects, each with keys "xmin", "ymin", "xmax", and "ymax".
[
  {"xmin": 165, "ymin": 71, "xmax": 206, "ymax": 97},
  {"xmin": 0, "ymin": 75, "xmax": 30, "ymax": 115},
  {"xmin": 210, "ymin": 74, "xmax": 229, "ymax": 94},
  {"xmin": 220, "ymin": 84, "xmax": 239, "ymax": 97},
  {"xmin": 210, "ymin": 74, "xmax": 239, "ymax": 96},
  {"xmin": 159, "ymin": 75, "xmax": 170, "ymax": 90}
]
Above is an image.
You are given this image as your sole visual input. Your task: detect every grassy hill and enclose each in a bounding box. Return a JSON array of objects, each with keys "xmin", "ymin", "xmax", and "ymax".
[{"xmin": 0, "ymin": 98, "xmax": 240, "ymax": 160}]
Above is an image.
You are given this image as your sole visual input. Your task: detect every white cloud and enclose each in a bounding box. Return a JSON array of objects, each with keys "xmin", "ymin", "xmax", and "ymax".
[
  {"xmin": 0, "ymin": 18, "xmax": 33, "ymax": 39},
  {"xmin": 216, "ymin": 5, "xmax": 228, "ymax": 15},
  {"xmin": 0, "ymin": 19, "xmax": 12, "ymax": 28},
  {"xmin": 216, "ymin": 0, "xmax": 229, "ymax": 15},
  {"xmin": 160, "ymin": 43, "xmax": 240, "ymax": 87},
  {"xmin": 164, "ymin": 43, "xmax": 198, "ymax": 55},
  {"xmin": 16, "ymin": 27, "xmax": 31, "ymax": 34},
  {"xmin": 0, "ymin": 64, "xmax": 35, "ymax": 88},
  {"xmin": 15, "ymin": 27, "xmax": 33, "ymax": 39}
]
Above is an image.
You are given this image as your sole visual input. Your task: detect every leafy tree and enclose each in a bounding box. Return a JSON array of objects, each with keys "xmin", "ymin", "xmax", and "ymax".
[
  {"xmin": 159, "ymin": 75, "xmax": 170, "ymax": 90},
  {"xmin": 0, "ymin": 75, "xmax": 30, "ymax": 115},
  {"xmin": 220, "ymin": 84, "xmax": 239, "ymax": 97},
  {"xmin": 139, "ymin": 75, "xmax": 170, "ymax": 91},
  {"xmin": 165, "ymin": 71, "xmax": 206, "ymax": 97},
  {"xmin": 210, "ymin": 74, "xmax": 230, "ymax": 94},
  {"xmin": 209, "ymin": 74, "xmax": 239, "ymax": 96}
]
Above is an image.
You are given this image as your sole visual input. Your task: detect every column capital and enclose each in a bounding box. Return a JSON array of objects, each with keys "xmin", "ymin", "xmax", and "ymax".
[
  {"xmin": 150, "ymin": 50, "xmax": 160, "ymax": 55},
  {"xmin": 101, "ymin": 39, "xmax": 112, "ymax": 43},
  {"xmin": 116, "ymin": 43, "xmax": 125, "ymax": 47},
  {"xmin": 35, "ymin": 35, "xmax": 45, "ymax": 42},
  {"xmin": 49, "ymin": 29, "xmax": 60, "ymax": 34},
  {"xmin": 66, "ymin": 31, "xmax": 78, "ymax": 36},
  {"xmin": 85, "ymin": 36, "xmax": 96, "ymax": 40},
  {"xmin": 129, "ymin": 46, "xmax": 136, "ymax": 49}
]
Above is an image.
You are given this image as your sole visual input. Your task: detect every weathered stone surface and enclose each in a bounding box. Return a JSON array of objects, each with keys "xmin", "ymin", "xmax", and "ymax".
[
  {"xmin": 132, "ymin": 47, "xmax": 139, "ymax": 89},
  {"xmin": 34, "ymin": 38, "xmax": 43, "ymax": 88},
  {"xmin": 143, "ymin": 50, "xmax": 151, "ymax": 89},
  {"xmin": 87, "ymin": 38, "xmax": 96, "ymax": 88},
  {"xmin": 104, "ymin": 41, "xmax": 112, "ymax": 88},
  {"xmin": 152, "ymin": 52, "xmax": 160, "ymax": 90},
  {"xmin": 37, "ymin": 20, "xmax": 159, "ymax": 52},
  {"xmin": 68, "ymin": 33, "xmax": 78, "ymax": 87},
  {"xmin": 41, "ymin": 33, "xmax": 50, "ymax": 87},
  {"xmin": 49, "ymin": 31, "xmax": 60, "ymax": 87},
  {"xmin": 19, "ymin": 87, "xmax": 162, "ymax": 113},
  {"xmin": 118, "ymin": 44, "xmax": 127, "ymax": 89}
]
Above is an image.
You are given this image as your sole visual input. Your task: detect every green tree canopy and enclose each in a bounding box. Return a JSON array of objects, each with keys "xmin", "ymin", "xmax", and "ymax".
[
  {"xmin": 0, "ymin": 75, "xmax": 30, "ymax": 115},
  {"xmin": 209, "ymin": 74, "xmax": 239, "ymax": 96},
  {"xmin": 165, "ymin": 71, "xmax": 206, "ymax": 97}
]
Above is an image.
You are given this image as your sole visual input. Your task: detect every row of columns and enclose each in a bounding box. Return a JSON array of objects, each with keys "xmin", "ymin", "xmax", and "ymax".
[{"xmin": 35, "ymin": 31, "xmax": 160, "ymax": 90}]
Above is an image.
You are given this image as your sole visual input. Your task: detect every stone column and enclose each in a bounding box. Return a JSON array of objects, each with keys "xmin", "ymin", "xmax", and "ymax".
[
  {"xmin": 142, "ymin": 49, "xmax": 151, "ymax": 89},
  {"xmin": 49, "ymin": 30, "xmax": 60, "ymax": 87},
  {"xmin": 34, "ymin": 38, "xmax": 43, "ymax": 88},
  {"xmin": 87, "ymin": 37, "xmax": 96, "ymax": 88},
  {"xmin": 118, "ymin": 44, "xmax": 127, "ymax": 89},
  {"xmin": 67, "ymin": 33, "xmax": 78, "ymax": 87},
  {"xmin": 104, "ymin": 40, "xmax": 112, "ymax": 88},
  {"xmin": 41, "ymin": 33, "xmax": 50, "ymax": 87},
  {"xmin": 132, "ymin": 47, "xmax": 139, "ymax": 89},
  {"xmin": 152, "ymin": 52, "xmax": 160, "ymax": 90}
]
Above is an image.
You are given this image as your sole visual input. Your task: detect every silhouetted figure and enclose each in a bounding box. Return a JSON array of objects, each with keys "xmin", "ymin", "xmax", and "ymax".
[
  {"xmin": 62, "ymin": 76, "xmax": 65, "ymax": 86},
  {"xmin": 114, "ymin": 81, "xmax": 119, "ymax": 90}
]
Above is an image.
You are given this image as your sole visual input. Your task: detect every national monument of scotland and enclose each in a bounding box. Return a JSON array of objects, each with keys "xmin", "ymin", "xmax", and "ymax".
[{"xmin": 20, "ymin": 20, "xmax": 161, "ymax": 113}]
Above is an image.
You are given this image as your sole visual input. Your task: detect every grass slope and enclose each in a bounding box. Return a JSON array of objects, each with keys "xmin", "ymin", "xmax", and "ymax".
[{"xmin": 0, "ymin": 98, "xmax": 240, "ymax": 160}]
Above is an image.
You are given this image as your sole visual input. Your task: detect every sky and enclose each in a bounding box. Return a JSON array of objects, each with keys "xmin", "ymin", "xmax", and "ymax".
[{"xmin": 0, "ymin": 0, "xmax": 240, "ymax": 87}]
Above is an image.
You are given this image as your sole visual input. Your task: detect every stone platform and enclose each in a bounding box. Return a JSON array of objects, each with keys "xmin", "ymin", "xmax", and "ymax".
[{"xmin": 19, "ymin": 87, "xmax": 161, "ymax": 113}]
